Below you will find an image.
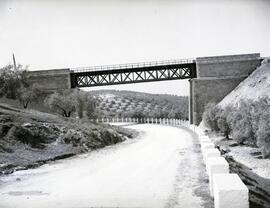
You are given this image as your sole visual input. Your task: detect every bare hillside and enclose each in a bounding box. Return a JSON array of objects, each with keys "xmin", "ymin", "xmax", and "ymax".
[
  {"xmin": 211, "ymin": 59, "xmax": 270, "ymax": 208},
  {"xmin": 219, "ymin": 59, "xmax": 270, "ymax": 107}
]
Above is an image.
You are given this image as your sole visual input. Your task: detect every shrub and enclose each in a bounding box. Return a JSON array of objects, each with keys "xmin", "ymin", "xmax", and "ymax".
[
  {"xmin": 85, "ymin": 96, "xmax": 97, "ymax": 119},
  {"xmin": 252, "ymin": 97, "xmax": 270, "ymax": 158},
  {"xmin": 75, "ymin": 90, "xmax": 85, "ymax": 119},
  {"xmin": 202, "ymin": 102, "xmax": 220, "ymax": 132},
  {"xmin": 108, "ymin": 102, "xmax": 114, "ymax": 108},
  {"xmin": 203, "ymin": 103, "xmax": 232, "ymax": 138},
  {"xmin": 250, "ymin": 97, "xmax": 269, "ymax": 134},
  {"xmin": 46, "ymin": 90, "xmax": 97, "ymax": 119},
  {"xmin": 17, "ymin": 84, "xmax": 42, "ymax": 108},
  {"xmin": 0, "ymin": 64, "xmax": 28, "ymax": 99},
  {"xmin": 256, "ymin": 113, "xmax": 270, "ymax": 158},
  {"xmin": 46, "ymin": 90, "xmax": 78, "ymax": 117},
  {"xmin": 216, "ymin": 106, "xmax": 232, "ymax": 139},
  {"xmin": 228, "ymin": 100, "xmax": 256, "ymax": 145}
]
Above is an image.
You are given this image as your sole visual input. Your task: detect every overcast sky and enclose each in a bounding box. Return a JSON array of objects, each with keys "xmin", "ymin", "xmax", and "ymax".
[{"xmin": 0, "ymin": 0, "xmax": 270, "ymax": 95}]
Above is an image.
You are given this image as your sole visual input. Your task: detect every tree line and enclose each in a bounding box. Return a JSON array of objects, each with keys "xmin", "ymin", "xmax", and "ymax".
[{"xmin": 203, "ymin": 98, "xmax": 270, "ymax": 158}]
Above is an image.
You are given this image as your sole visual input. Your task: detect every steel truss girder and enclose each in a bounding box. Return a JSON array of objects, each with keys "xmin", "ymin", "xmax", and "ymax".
[{"xmin": 70, "ymin": 63, "xmax": 196, "ymax": 88}]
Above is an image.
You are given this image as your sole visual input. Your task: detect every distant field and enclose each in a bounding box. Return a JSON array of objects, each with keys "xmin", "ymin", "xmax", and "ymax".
[{"xmin": 89, "ymin": 90, "xmax": 189, "ymax": 120}]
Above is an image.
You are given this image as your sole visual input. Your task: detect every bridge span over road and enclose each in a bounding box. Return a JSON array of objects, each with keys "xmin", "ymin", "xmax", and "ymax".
[{"xmin": 28, "ymin": 53, "xmax": 262, "ymax": 124}]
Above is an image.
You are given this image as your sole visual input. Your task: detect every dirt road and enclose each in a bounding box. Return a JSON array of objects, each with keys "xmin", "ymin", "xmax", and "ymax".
[{"xmin": 0, "ymin": 124, "xmax": 213, "ymax": 208}]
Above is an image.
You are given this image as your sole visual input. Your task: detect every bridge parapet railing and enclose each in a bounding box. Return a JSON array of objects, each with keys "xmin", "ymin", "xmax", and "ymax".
[{"xmin": 71, "ymin": 58, "xmax": 195, "ymax": 73}]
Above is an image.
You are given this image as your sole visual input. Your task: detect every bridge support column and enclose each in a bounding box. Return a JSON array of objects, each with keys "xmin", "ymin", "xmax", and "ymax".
[
  {"xmin": 190, "ymin": 53, "xmax": 261, "ymax": 125},
  {"xmin": 189, "ymin": 79, "xmax": 194, "ymax": 124}
]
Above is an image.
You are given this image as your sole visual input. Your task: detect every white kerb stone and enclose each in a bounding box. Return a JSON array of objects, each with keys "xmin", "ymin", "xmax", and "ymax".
[
  {"xmin": 203, "ymin": 148, "xmax": 220, "ymax": 163},
  {"xmin": 207, "ymin": 157, "xmax": 229, "ymax": 196},
  {"xmin": 201, "ymin": 142, "xmax": 215, "ymax": 152},
  {"xmin": 201, "ymin": 138, "xmax": 212, "ymax": 144},
  {"xmin": 198, "ymin": 131, "xmax": 205, "ymax": 136},
  {"xmin": 213, "ymin": 174, "xmax": 249, "ymax": 208},
  {"xmin": 199, "ymin": 135, "xmax": 209, "ymax": 141}
]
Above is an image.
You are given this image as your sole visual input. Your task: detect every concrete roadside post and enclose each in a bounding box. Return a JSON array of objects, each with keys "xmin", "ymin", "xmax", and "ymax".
[
  {"xmin": 199, "ymin": 135, "xmax": 210, "ymax": 142},
  {"xmin": 207, "ymin": 157, "xmax": 229, "ymax": 196},
  {"xmin": 201, "ymin": 141, "xmax": 215, "ymax": 153},
  {"xmin": 213, "ymin": 174, "xmax": 249, "ymax": 208},
  {"xmin": 203, "ymin": 148, "xmax": 220, "ymax": 163},
  {"xmin": 200, "ymin": 137, "xmax": 211, "ymax": 144}
]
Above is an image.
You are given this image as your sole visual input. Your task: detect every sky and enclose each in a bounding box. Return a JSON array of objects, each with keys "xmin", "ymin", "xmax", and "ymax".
[{"xmin": 0, "ymin": 0, "xmax": 270, "ymax": 96}]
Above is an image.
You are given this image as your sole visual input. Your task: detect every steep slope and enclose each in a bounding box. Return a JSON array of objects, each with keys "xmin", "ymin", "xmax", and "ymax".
[
  {"xmin": 88, "ymin": 90, "xmax": 189, "ymax": 119},
  {"xmin": 219, "ymin": 59, "xmax": 270, "ymax": 107},
  {"xmin": 213, "ymin": 59, "xmax": 270, "ymax": 207},
  {"xmin": 0, "ymin": 103, "xmax": 132, "ymax": 175}
]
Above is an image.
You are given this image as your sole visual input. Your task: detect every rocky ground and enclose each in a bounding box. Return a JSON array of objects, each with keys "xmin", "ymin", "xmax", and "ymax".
[{"xmin": 0, "ymin": 103, "xmax": 135, "ymax": 175}]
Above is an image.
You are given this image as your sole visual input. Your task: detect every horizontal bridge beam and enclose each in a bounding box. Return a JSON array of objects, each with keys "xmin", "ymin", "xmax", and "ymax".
[{"xmin": 70, "ymin": 63, "xmax": 196, "ymax": 88}]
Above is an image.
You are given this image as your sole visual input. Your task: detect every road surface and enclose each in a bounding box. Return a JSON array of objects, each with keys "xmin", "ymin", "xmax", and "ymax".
[{"xmin": 0, "ymin": 124, "xmax": 213, "ymax": 208}]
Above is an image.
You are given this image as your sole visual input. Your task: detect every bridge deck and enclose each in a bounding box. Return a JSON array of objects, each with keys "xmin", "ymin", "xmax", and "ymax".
[{"xmin": 70, "ymin": 59, "xmax": 196, "ymax": 88}]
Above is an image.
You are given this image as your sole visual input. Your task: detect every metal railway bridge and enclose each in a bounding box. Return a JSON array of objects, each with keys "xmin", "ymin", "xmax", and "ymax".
[
  {"xmin": 70, "ymin": 59, "xmax": 197, "ymax": 88},
  {"xmin": 27, "ymin": 53, "xmax": 262, "ymax": 124}
]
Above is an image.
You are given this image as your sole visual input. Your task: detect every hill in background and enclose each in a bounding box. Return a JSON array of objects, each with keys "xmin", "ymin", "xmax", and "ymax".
[{"xmin": 88, "ymin": 90, "xmax": 189, "ymax": 120}]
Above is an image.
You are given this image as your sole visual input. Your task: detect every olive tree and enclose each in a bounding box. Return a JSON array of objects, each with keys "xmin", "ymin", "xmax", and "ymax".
[
  {"xmin": 202, "ymin": 102, "xmax": 220, "ymax": 132},
  {"xmin": 228, "ymin": 100, "xmax": 256, "ymax": 145},
  {"xmin": 252, "ymin": 97, "xmax": 270, "ymax": 158},
  {"xmin": 46, "ymin": 90, "xmax": 97, "ymax": 119},
  {"xmin": 85, "ymin": 95, "xmax": 97, "ymax": 119},
  {"xmin": 46, "ymin": 91, "xmax": 78, "ymax": 117},
  {"xmin": 0, "ymin": 64, "xmax": 28, "ymax": 99},
  {"xmin": 74, "ymin": 90, "xmax": 97, "ymax": 119},
  {"xmin": 17, "ymin": 84, "xmax": 42, "ymax": 108},
  {"xmin": 256, "ymin": 113, "xmax": 270, "ymax": 158}
]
